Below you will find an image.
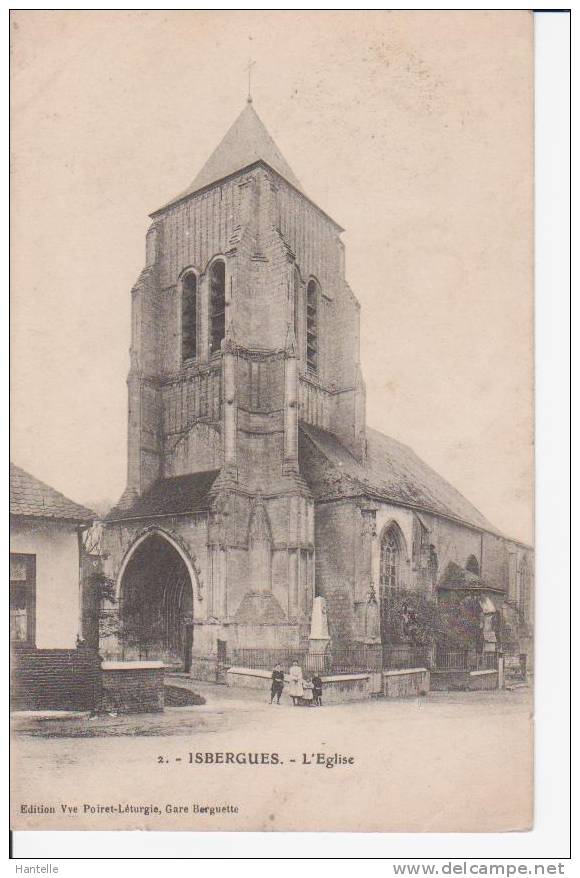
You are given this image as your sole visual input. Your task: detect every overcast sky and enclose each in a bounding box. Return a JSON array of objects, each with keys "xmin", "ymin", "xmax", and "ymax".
[{"xmin": 11, "ymin": 10, "xmax": 534, "ymax": 543}]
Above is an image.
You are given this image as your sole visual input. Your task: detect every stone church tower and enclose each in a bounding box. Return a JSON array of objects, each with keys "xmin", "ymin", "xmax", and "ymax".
[
  {"xmin": 103, "ymin": 99, "xmax": 366, "ymax": 673},
  {"xmin": 103, "ymin": 98, "xmax": 532, "ymax": 677}
]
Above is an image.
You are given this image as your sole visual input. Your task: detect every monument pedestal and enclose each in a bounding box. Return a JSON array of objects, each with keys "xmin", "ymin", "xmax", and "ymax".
[{"xmin": 308, "ymin": 596, "xmax": 330, "ymax": 651}]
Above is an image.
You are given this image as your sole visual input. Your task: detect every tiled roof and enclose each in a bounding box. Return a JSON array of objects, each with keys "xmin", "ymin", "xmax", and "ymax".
[
  {"xmin": 299, "ymin": 424, "xmax": 500, "ymax": 535},
  {"xmin": 154, "ymin": 102, "xmax": 303, "ymax": 212},
  {"xmin": 105, "ymin": 470, "xmax": 220, "ymax": 522},
  {"xmin": 437, "ymin": 561, "xmax": 505, "ymax": 594},
  {"xmin": 10, "ymin": 463, "xmax": 95, "ymax": 522}
]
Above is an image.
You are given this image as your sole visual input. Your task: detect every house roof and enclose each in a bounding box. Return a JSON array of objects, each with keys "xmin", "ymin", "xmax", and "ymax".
[
  {"xmin": 10, "ymin": 463, "xmax": 95, "ymax": 523},
  {"xmin": 105, "ymin": 470, "xmax": 220, "ymax": 522},
  {"xmin": 299, "ymin": 423, "xmax": 500, "ymax": 536},
  {"xmin": 154, "ymin": 101, "xmax": 303, "ymax": 213}
]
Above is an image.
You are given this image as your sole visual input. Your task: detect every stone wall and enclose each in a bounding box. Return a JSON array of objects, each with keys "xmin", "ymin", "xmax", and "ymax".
[
  {"xmin": 382, "ymin": 668, "xmax": 430, "ymax": 698},
  {"xmin": 11, "ymin": 646, "xmax": 102, "ymax": 711},
  {"xmin": 225, "ymin": 666, "xmax": 374, "ymax": 703},
  {"xmin": 430, "ymin": 669, "xmax": 499, "ymax": 691},
  {"xmin": 320, "ymin": 673, "xmax": 372, "ymax": 703},
  {"xmin": 314, "ymin": 500, "xmax": 357, "ymax": 644},
  {"xmin": 225, "ymin": 667, "xmax": 432, "ymax": 703},
  {"xmin": 467, "ymin": 669, "xmax": 499, "ymax": 691},
  {"xmin": 399, "ymin": 509, "xmax": 483, "ymax": 597},
  {"xmin": 114, "ymin": 152, "xmax": 367, "ymax": 659},
  {"xmin": 125, "ymin": 162, "xmax": 364, "ymax": 497},
  {"xmin": 101, "ymin": 505, "xmax": 312, "ymax": 665},
  {"xmin": 100, "ymin": 661, "xmax": 165, "ymax": 713}
]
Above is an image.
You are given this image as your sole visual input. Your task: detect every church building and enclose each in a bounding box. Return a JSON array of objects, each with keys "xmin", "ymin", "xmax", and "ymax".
[{"xmin": 102, "ymin": 99, "xmax": 533, "ymax": 677}]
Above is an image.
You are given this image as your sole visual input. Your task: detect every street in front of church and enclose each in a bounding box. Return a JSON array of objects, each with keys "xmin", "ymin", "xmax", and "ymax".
[{"xmin": 11, "ymin": 683, "xmax": 532, "ymax": 833}]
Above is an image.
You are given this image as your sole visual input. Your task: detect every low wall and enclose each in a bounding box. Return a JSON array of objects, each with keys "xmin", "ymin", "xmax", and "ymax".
[
  {"xmin": 430, "ymin": 670, "xmax": 470, "ymax": 691},
  {"xmin": 382, "ymin": 668, "xmax": 430, "ymax": 698},
  {"xmin": 11, "ymin": 646, "xmax": 101, "ymax": 711},
  {"xmin": 190, "ymin": 656, "xmax": 221, "ymax": 684},
  {"xmin": 226, "ymin": 667, "xmax": 271, "ymax": 693},
  {"xmin": 226, "ymin": 667, "xmax": 373, "ymax": 703},
  {"xmin": 320, "ymin": 674, "xmax": 371, "ymax": 704},
  {"xmin": 430, "ymin": 669, "xmax": 499, "ymax": 691},
  {"xmin": 101, "ymin": 661, "xmax": 165, "ymax": 713},
  {"xmin": 468, "ymin": 669, "xmax": 499, "ymax": 691}
]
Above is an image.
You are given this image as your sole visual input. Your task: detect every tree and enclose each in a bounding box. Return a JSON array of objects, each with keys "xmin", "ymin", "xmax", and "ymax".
[
  {"xmin": 82, "ymin": 570, "xmax": 120, "ymax": 652},
  {"xmin": 436, "ymin": 594, "xmax": 482, "ymax": 650},
  {"xmin": 380, "ymin": 588, "xmax": 485, "ymax": 651}
]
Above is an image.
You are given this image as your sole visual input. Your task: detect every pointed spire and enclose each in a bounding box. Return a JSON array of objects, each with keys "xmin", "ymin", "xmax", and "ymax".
[{"xmin": 155, "ymin": 102, "xmax": 303, "ymax": 213}]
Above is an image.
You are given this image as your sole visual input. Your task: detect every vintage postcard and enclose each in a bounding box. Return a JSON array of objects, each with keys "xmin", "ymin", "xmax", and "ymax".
[{"xmin": 10, "ymin": 10, "xmax": 534, "ymax": 834}]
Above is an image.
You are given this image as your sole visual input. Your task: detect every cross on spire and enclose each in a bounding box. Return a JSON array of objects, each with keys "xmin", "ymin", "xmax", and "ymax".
[{"xmin": 246, "ymin": 58, "xmax": 256, "ymax": 103}]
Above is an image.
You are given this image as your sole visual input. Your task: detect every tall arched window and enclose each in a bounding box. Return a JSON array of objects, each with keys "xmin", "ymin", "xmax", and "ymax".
[
  {"xmin": 466, "ymin": 555, "xmax": 480, "ymax": 576},
  {"xmin": 380, "ymin": 523, "xmax": 405, "ymax": 589},
  {"xmin": 181, "ymin": 272, "xmax": 197, "ymax": 362},
  {"xmin": 209, "ymin": 260, "xmax": 226, "ymax": 355},
  {"xmin": 306, "ymin": 279, "xmax": 318, "ymax": 373}
]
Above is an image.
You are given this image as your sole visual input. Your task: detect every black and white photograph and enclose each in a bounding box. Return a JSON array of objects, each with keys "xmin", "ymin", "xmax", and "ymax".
[{"xmin": 9, "ymin": 9, "xmax": 564, "ymax": 852}]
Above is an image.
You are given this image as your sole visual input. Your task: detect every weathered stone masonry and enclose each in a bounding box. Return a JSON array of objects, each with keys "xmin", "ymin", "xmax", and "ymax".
[{"xmin": 102, "ymin": 101, "xmax": 533, "ymax": 674}]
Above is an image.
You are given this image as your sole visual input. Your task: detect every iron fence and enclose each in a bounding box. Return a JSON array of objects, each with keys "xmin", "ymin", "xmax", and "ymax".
[
  {"xmin": 230, "ymin": 648, "xmax": 308, "ymax": 672},
  {"xmin": 434, "ymin": 646, "xmax": 498, "ymax": 671},
  {"xmin": 230, "ymin": 645, "xmax": 384, "ymax": 674},
  {"xmin": 382, "ymin": 644, "xmax": 434, "ymax": 670},
  {"xmin": 229, "ymin": 644, "xmax": 499, "ymax": 675},
  {"xmin": 324, "ymin": 644, "xmax": 383, "ymax": 673}
]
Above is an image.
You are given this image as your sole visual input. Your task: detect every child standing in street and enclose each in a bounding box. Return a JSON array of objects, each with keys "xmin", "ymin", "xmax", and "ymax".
[
  {"xmin": 270, "ymin": 663, "xmax": 284, "ymax": 704},
  {"xmin": 312, "ymin": 674, "xmax": 323, "ymax": 706},
  {"xmin": 302, "ymin": 675, "xmax": 314, "ymax": 706}
]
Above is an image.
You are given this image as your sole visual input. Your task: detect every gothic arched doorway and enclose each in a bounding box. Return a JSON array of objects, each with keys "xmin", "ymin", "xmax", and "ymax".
[{"xmin": 119, "ymin": 533, "xmax": 194, "ymax": 668}]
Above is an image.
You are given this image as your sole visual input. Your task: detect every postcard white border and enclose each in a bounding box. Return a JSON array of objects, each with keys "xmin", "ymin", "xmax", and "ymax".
[{"xmin": 6, "ymin": 4, "xmax": 572, "ymax": 864}]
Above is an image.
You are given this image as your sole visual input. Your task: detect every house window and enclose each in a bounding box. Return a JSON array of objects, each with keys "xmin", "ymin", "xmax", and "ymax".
[
  {"xmin": 380, "ymin": 524, "xmax": 405, "ymax": 589},
  {"xmin": 10, "ymin": 553, "xmax": 36, "ymax": 645},
  {"xmin": 181, "ymin": 272, "xmax": 197, "ymax": 362},
  {"xmin": 306, "ymin": 279, "xmax": 318, "ymax": 374},
  {"xmin": 466, "ymin": 555, "xmax": 480, "ymax": 576},
  {"xmin": 209, "ymin": 260, "xmax": 226, "ymax": 355}
]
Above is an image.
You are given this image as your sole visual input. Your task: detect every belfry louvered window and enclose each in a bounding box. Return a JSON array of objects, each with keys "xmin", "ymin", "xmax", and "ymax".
[
  {"xmin": 209, "ymin": 260, "xmax": 226, "ymax": 355},
  {"xmin": 181, "ymin": 272, "xmax": 197, "ymax": 362},
  {"xmin": 306, "ymin": 279, "xmax": 318, "ymax": 373}
]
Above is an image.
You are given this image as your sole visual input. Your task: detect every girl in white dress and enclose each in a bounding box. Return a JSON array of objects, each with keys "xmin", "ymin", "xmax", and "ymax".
[{"xmin": 287, "ymin": 661, "xmax": 304, "ymax": 706}]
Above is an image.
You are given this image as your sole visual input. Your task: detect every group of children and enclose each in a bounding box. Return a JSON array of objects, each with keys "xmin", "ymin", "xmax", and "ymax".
[{"xmin": 270, "ymin": 661, "xmax": 323, "ymax": 706}]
